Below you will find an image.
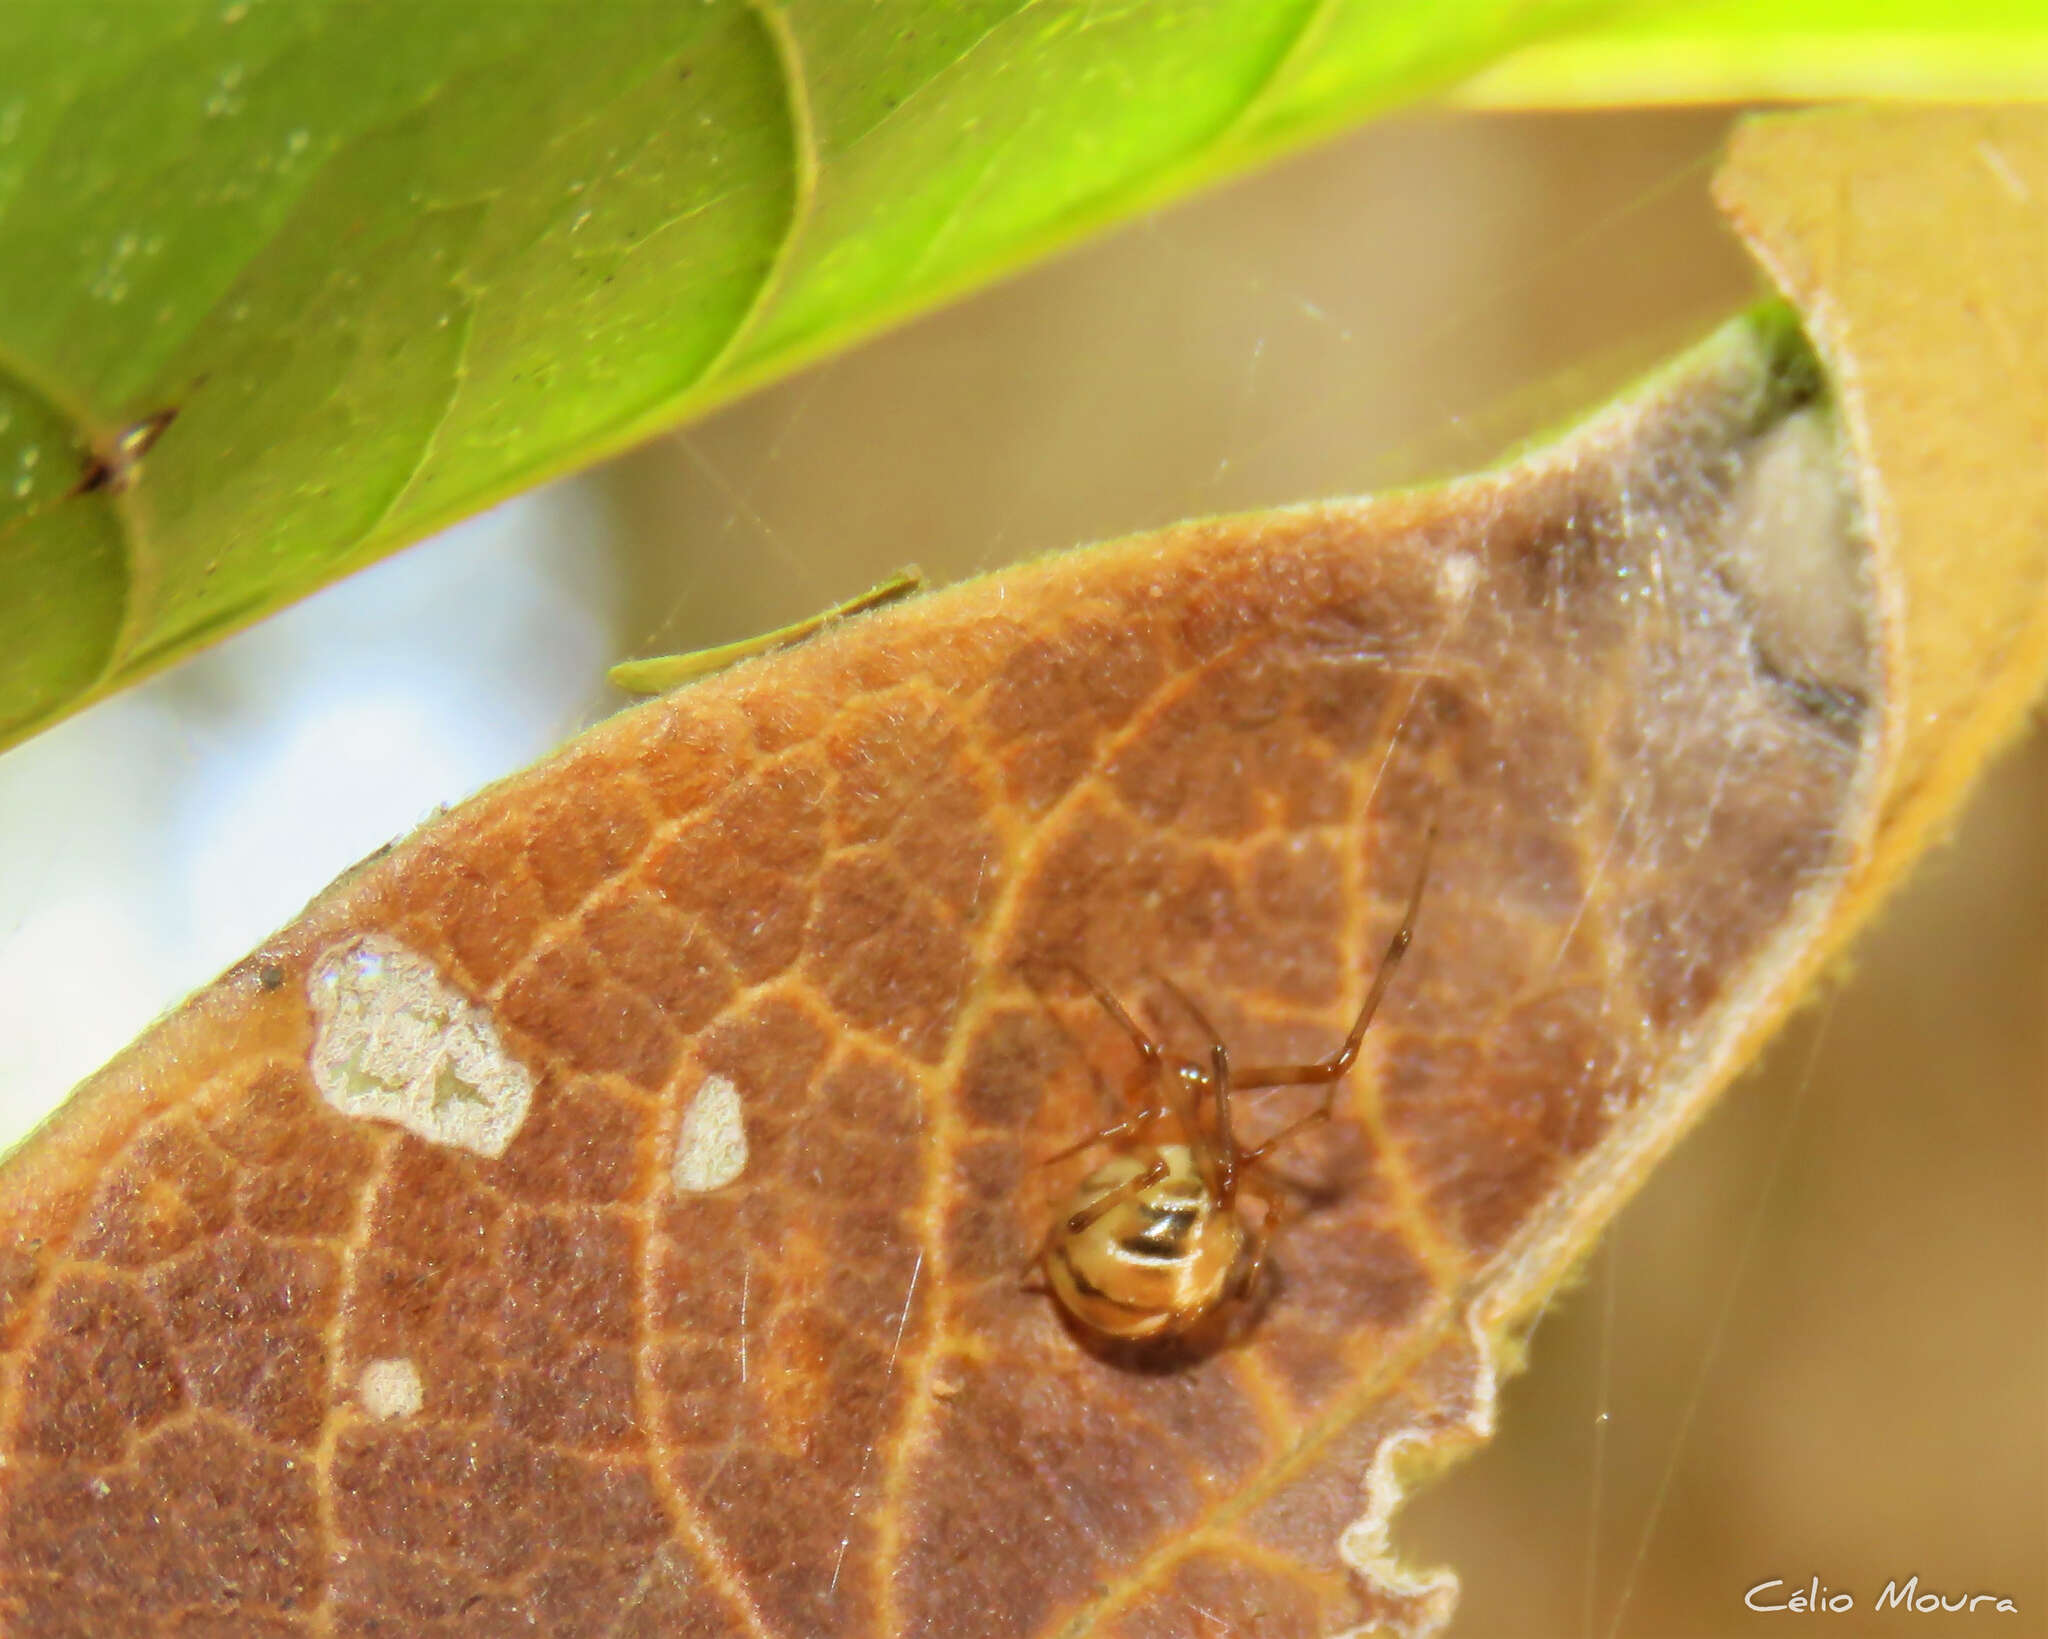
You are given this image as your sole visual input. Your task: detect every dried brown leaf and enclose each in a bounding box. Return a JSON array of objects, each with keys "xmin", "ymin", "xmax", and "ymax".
[{"xmin": 1, "ymin": 106, "xmax": 2042, "ymax": 1639}]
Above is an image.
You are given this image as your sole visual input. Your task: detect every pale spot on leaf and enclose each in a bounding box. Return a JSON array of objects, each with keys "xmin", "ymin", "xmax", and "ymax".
[
  {"xmin": 358, "ymin": 1356, "xmax": 423, "ymax": 1421},
  {"xmin": 673, "ymin": 1073, "xmax": 747, "ymax": 1193},
  {"xmin": 307, "ymin": 933, "xmax": 532, "ymax": 1156},
  {"xmin": 1436, "ymin": 549, "xmax": 1479, "ymax": 610}
]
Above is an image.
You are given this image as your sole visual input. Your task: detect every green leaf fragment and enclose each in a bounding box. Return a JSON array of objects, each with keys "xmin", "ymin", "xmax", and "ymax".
[
  {"xmin": 11, "ymin": 0, "xmax": 1979, "ymax": 748},
  {"xmin": 608, "ymin": 564, "xmax": 924, "ymax": 694}
]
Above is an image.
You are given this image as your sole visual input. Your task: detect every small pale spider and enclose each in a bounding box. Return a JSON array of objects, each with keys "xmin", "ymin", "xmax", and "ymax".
[{"xmin": 1037, "ymin": 830, "xmax": 1434, "ymax": 1345}]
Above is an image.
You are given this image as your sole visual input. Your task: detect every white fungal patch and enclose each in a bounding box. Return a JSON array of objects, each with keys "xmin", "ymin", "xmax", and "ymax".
[
  {"xmin": 358, "ymin": 1357, "xmax": 423, "ymax": 1422},
  {"xmin": 308, "ymin": 934, "xmax": 533, "ymax": 1157},
  {"xmin": 672, "ymin": 1074, "xmax": 748, "ymax": 1193}
]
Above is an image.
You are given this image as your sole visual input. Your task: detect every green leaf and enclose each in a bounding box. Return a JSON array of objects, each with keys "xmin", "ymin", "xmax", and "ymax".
[
  {"xmin": 0, "ymin": 0, "xmax": 1622, "ymax": 749},
  {"xmin": 0, "ymin": 1, "xmax": 2032, "ymax": 749}
]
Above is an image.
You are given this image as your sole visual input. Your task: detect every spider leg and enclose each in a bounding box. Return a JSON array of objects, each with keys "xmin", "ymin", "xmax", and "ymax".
[
  {"xmin": 1149, "ymin": 970, "xmax": 1223, "ymax": 1051},
  {"xmin": 1229, "ymin": 821, "xmax": 1436, "ymax": 1093},
  {"xmin": 1066, "ymin": 1154, "xmax": 1170, "ymax": 1234},
  {"xmin": 1018, "ymin": 1235, "xmax": 1053, "ymax": 1291},
  {"xmin": 1019, "ymin": 958, "xmax": 1174, "ymax": 1160},
  {"xmin": 1254, "ymin": 1180, "xmax": 1293, "ymax": 1237},
  {"xmin": 1048, "ymin": 958, "xmax": 1179, "ymax": 1155},
  {"xmin": 1018, "ymin": 1204, "xmax": 1071, "ymax": 1290},
  {"xmin": 1150, "ymin": 970, "xmax": 1233, "ymax": 1113},
  {"xmin": 1147, "ymin": 969, "xmax": 1243, "ymax": 1202},
  {"xmin": 1040, "ymin": 1102, "xmax": 1170, "ymax": 1165},
  {"xmin": 1238, "ymin": 1099, "xmax": 1339, "ymax": 1166},
  {"xmin": 1051, "ymin": 959, "xmax": 1166, "ymax": 1073},
  {"xmin": 1225, "ymin": 1196, "xmax": 1273, "ymax": 1303}
]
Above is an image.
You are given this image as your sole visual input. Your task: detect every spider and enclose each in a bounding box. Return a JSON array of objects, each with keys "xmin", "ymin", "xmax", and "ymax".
[{"xmin": 1036, "ymin": 828, "xmax": 1435, "ymax": 1345}]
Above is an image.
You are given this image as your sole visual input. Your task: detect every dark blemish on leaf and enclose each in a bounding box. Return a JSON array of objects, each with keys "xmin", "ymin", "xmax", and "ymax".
[
  {"xmin": 72, "ymin": 407, "xmax": 178, "ymax": 497},
  {"xmin": 1757, "ymin": 653, "xmax": 1869, "ymax": 740},
  {"xmin": 257, "ymin": 963, "xmax": 287, "ymax": 992},
  {"xmin": 1749, "ymin": 301, "xmax": 1828, "ymax": 427},
  {"xmin": 319, "ymin": 840, "xmax": 398, "ymax": 900}
]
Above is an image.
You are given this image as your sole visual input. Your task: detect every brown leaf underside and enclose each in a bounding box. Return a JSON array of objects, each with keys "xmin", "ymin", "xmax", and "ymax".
[{"xmin": 0, "ymin": 314, "xmax": 1874, "ymax": 1639}]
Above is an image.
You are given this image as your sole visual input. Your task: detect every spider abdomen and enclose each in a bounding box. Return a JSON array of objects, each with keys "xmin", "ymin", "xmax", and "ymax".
[{"xmin": 1045, "ymin": 1144, "xmax": 1255, "ymax": 1341}]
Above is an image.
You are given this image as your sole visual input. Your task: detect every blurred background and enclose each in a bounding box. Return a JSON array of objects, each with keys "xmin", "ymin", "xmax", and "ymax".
[{"xmin": 0, "ymin": 109, "xmax": 2040, "ymax": 1636}]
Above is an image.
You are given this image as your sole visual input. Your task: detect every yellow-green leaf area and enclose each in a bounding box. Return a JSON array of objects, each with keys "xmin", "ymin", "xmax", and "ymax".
[
  {"xmin": 0, "ymin": 0, "xmax": 1625, "ymax": 749},
  {"xmin": 1462, "ymin": 0, "xmax": 2048, "ymax": 104}
]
